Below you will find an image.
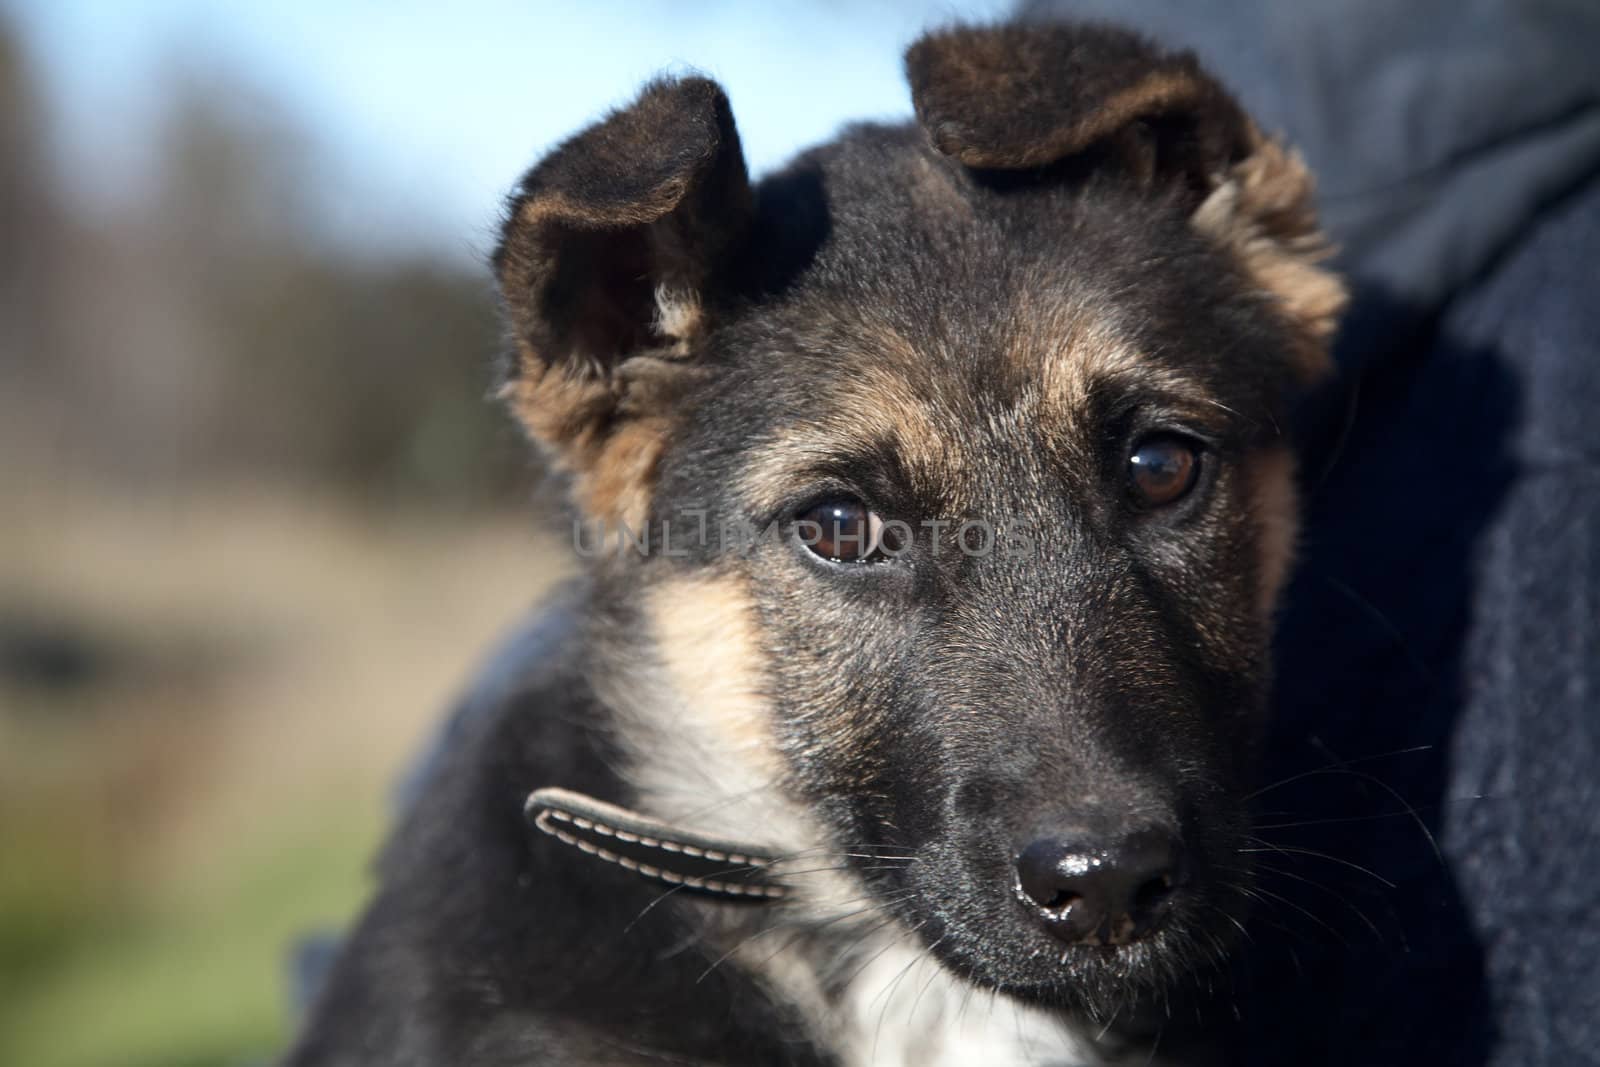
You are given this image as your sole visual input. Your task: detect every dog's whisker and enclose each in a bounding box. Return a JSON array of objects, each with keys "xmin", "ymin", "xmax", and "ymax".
[
  {"xmin": 668, "ymin": 778, "xmax": 791, "ymax": 823},
  {"xmin": 1237, "ymin": 838, "xmax": 1397, "ymax": 889},
  {"xmin": 905, "ymin": 943, "xmax": 949, "ymax": 1029},
  {"xmin": 725, "ymin": 892, "xmax": 918, "ymax": 978},
  {"xmin": 872, "ymin": 932, "xmax": 945, "ymax": 1060},
  {"xmin": 1306, "ymin": 739, "xmax": 1449, "ymax": 870},
  {"xmin": 1202, "ymin": 902, "xmax": 1254, "ymax": 948},
  {"xmin": 623, "ymin": 882, "xmax": 693, "ymax": 933},
  {"xmin": 623, "ymin": 850, "xmax": 823, "ymax": 933},
  {"xmin": 836, "ymin": 917, "xmax": 928, "ymax": 995},
  {"xmin": 1253, "ymin": 793, "xmax": 1488, "ymax": 831},
  {"xmin": 1094, "ymin": 990, "xmax": 1127, "ymax": 1042},
  {"xmin": 1244, "ymin": 743, "xmax": 1435, "ymax": 801},
  {"xmin": 1237, "ymin": 881, "xmax": 1349, "ymax": 948},
  {"xmin": 1313, "ymin": 573, "xmax": 1433, "ymax": 684},
  {"xmin": 698, "ymin": 895, "xmax": 909, "ymax": 984},
  {"xmin": 1141, "ymin": 1022, "xmax": 1167, "ymax": 1066},
  {"xmin": 1197, "ymin": 394, "xmax": 1275, "ymax": 436},
  {"xmin": 1249, "ymin": 860, "xmax": 1389, "ymax": 943},
  {"xmin": 757, "ymin": 863, "xmax": 887, "ymax": 879},
  {"xmin": 1221, "ymin": 882, "xmax": 1318, "ymax": 948},
  {"xmin": 954, "ymin": 957, "xmax": 984, "ymax": 1030}
]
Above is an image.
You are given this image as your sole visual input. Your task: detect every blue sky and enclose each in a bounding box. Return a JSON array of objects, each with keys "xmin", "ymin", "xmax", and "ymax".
[{"xmin": 8, "ymin": 1, "xmax": 1012, "ymax": 261}]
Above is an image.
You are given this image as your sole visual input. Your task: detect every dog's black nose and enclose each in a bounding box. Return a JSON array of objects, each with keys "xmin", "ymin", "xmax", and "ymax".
[{"xmin": 1014, "ymin": 828, "xmax": 1184, "ymax": 946}]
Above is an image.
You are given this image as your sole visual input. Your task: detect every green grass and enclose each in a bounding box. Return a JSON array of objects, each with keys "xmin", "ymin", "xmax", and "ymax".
[{"xmin": 0, "ymin": 805, "xmax": 381, "ymax": 1067}]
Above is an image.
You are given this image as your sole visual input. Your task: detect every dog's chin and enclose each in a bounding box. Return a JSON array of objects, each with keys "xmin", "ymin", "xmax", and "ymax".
[{"xmin": 906, "ymin": 898, "xmax": 1224, "ymax": 1020}]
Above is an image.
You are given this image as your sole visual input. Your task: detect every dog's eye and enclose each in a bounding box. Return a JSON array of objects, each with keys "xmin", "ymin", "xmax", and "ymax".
[
  {"xmin": 795, "ymin": 498, "xmax": 887, "ymax": 562},
  {"xmin": 1128, "ymin": 435, "xmax": 1201, "ymax": 507}
]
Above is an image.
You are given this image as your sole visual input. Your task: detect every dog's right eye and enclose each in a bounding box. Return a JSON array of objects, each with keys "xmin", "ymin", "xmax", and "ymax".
[{"xmin": 795, "ymin": 498, "xmax": 892, "ymax": 563}]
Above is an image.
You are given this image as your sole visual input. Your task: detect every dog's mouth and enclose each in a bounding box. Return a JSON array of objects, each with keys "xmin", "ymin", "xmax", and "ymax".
[
  {"xmin": 901, "ymin": 891, "xmax": 1219, "ymax": 1016},
  {"xmin": 873, "ymin": 833, "xmax": 1241, "ymax": 1013}
]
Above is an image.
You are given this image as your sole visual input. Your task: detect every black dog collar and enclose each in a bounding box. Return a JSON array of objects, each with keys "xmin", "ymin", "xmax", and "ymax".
[{"xmin": 525, "ymin": 787, "xmax": 788, "ymax": 901}]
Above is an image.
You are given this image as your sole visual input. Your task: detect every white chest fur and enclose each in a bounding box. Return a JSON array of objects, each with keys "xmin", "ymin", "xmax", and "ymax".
[{"xmin": 830, "ymin": 943, "xmax": 1096, "ymax": 1067}]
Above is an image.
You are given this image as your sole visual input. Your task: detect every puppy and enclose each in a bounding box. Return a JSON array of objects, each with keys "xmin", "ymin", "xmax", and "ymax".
[{"xmin": 284, "ymin": 20, "xmax": 1343, "ymax": 1067}]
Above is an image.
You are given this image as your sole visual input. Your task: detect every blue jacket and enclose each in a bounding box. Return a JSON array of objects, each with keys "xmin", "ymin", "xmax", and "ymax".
[{"xmin": 1021, "ymin": 1, "xmax": 1600, "ymax": 1062}]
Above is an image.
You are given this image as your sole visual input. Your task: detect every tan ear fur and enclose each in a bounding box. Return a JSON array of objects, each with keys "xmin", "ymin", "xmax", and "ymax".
[
  {"xmin": 493, "ymin": 76, "xmax": 750, "ymax": 526},
  {"xmin": 1193, "ymin": 129, "xmax": 1346, "ymax": 381}
]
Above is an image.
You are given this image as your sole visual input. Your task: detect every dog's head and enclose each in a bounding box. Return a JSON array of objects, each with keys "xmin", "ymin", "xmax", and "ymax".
[{"xmin": 496, "ymin": 23, "xmax": 1342, "ymax": 1013}]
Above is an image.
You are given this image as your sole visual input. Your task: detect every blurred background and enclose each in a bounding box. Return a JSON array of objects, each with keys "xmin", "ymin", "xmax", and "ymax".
[{"xmin": 0, "ymin": 2, "xmax": 1006, "ymax": 1064}]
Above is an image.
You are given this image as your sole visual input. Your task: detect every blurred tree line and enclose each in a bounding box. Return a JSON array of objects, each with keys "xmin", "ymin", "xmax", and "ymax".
[
  {"xmin": 1, "ymin": 19, "xmax": 561, "ymax": 1065},
  {"xmin": 0, "ymin": 16, "xmax": 534, "ymax": 509}
]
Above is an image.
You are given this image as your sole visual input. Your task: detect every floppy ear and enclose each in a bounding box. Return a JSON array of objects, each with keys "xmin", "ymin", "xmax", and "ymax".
[
  {"xmin": 906, "ymin": 23, "xmax": 1344, "ymax": 380},
  {"xmin": 494, "ymin": 76, "xmax": 752, "ymax": 525}
]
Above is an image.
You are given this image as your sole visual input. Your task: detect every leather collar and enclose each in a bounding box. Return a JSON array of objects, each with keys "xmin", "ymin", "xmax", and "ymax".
[{"xmin": 525, "ymin": 787, "xmax": 788, "ymax": 901}]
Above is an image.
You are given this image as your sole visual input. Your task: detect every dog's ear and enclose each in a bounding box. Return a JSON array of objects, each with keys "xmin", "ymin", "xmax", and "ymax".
[
  {"xmin": 494, "ymin": 76, "xmax": 751, "ymax": 525},
  {"xmin": 906, "ymin": 23, "xmax": 1344, "ymax": 380}
]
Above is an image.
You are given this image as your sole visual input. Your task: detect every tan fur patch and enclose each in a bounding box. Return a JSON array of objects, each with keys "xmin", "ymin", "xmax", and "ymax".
[
  {"xmin": 643, "ymin": 575, "xmax": 784, "ymax": 781},
  {"xmin": 833, "ymin": 358, "xmax": 946, "ymax": 469},
  {"xmin": 653, "ymin": 285, "xmax": 703, "ymax": 346},
  {"xmin": 1192, "ymin": 130, "xmax": 1346, "ymax": 382},
  {"xmin": 516, "ymin": 175, "xmax": 690, "ymax": 231},
  {"xmin": 592, "ymin": 576, "xmax": 876, "ymax": 924},
  {"xmin": 739, "ymin": 345, "xmax": 951, "ymax": 515},
  {"xmin": 1029, "ymin": 295, "xmax": 1207, "ymax": 450},
  {"xmin": 1034, "ymin": 306, "xmax": 1144, "ymax": 423},
  {"xmin": 906, "ymin": 154, "xmax": 975, "ymax": 221},
  {"xmin": 1245, "ymin": 445, "xmax": 1300, "ymax": 618},
  {"xmin": 500, "ymin": 351, "xmax": 680, "ymax": 531},
  {"xmin": 624, "ymin": 578, "xmax": 886, "ymax": 920},
  {"xmin": 578, "ymin": 416, "xmax": 668, "ymax": 532},
  {"xmin": 499, "ymin": 352, "xmax": 614, "ymax": 458}
]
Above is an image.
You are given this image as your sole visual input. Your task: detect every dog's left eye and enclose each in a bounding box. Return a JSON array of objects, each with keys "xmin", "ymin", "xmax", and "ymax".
[
  {"xmin": 795, "ymin": 498, "xmax": 888, "ymax": 562},
  {"xmin": 1128, "ymin": 435, "xmax": 1202, "ymax": 507}
]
